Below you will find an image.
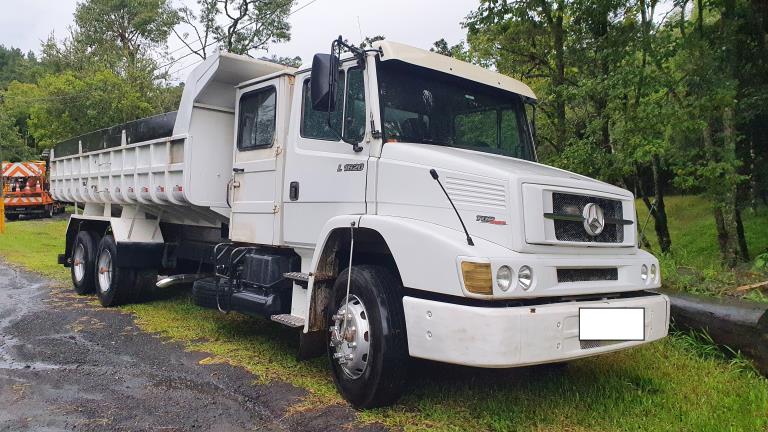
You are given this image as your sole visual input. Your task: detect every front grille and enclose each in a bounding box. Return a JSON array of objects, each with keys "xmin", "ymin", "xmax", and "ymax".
[
  {"xmin": 557, "ymin": 268, "xmax": 618, "ymax": 283},
  {"xmin": 552, "ymin": 193, "xmax": 624, "ymax": 243}
]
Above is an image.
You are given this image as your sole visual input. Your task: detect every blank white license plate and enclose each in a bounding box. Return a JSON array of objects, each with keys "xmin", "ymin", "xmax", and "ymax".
[{"xmin": 579, "ymin": 308, "xmax": 645, "ymax": 341}]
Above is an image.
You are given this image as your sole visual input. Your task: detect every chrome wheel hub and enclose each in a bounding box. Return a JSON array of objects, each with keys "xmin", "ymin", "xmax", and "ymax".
[
  {"xmin": 73, "ymin": 244, "xmax": 86, "ymax": 282},
  {"xmin": 329, "ymin": 294, "xmax": 370, "ymax": 379},
  {"xmin": 97, "ymin": 249, "xmax": 113, "ymax": 294}
]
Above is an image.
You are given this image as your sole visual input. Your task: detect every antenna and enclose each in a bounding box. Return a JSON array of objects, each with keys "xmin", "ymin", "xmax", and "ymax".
[
  {"xmin": 430, "ymin": 169, "xmax": 474, "ymax": 246},
  {"xmin": 356, "ymin": 16, "xmax": 364, "ymax": 44}
]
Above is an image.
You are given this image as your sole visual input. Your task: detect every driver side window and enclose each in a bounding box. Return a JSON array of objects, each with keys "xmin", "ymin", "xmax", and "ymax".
[
  {"xmin": 300, "ymin": 67, "xmax": 367, "ymax": 143},
  {"xmin": 301, "ymin": 71, "xmax": 345, "ymax": 141}
]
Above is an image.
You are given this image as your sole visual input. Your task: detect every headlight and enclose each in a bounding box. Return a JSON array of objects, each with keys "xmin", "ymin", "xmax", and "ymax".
[
  {"xmin": 650, "ymin": 264, "xmax": 658, "ymax": 283},
  {"xmin": 518, "ymin": 265, "xmax": 533, "ymax": 291},
  {"xmin": 641, "ymin": 264, "xmax": 649, "ymax": 283},
  {"xmin": 496, "ymin": 265, "xmax": 513, "ymax": 291},
  {"xmin": 461, "ymin": 261, "xmax": 492, "ymax": 295}
]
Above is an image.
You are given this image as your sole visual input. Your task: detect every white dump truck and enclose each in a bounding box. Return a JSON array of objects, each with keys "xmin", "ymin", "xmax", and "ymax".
[{"xmin": 50, "ymin": 38, "xmax": 669, "ymax": 408}]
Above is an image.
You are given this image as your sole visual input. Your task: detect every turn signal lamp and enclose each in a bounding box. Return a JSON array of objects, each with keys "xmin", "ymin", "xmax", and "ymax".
[{"xmin": 461, "ymin": 261, "xmax": 493, "ymax": 295}]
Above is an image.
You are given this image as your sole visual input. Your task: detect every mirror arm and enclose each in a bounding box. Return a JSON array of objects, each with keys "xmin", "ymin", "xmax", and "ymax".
[
  {"xmin": 326, "ymin": 116, "xmax": 363, "ymax": 152},
  {"xmin": 325, "ymin": 36, "xmax": 365, "ymax": 153},
  {"xmin": 333, "ymin": 35, "xmax": 366, "ymax": 62}
]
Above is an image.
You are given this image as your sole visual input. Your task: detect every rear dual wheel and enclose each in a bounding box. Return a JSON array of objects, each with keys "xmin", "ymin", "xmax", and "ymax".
[
  {"xmin": 71, "ymin": 231, "xmax": 99, "ymax": 295},
  {"xmin": 70, "ymin": 232, "xmax": 156, "ymax": 306},
  {"xmin": 94, "ymin": 235, "xmax": 157, "ymax": 307}
]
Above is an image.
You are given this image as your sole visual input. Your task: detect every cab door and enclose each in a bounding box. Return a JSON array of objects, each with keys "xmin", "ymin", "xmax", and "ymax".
[
  {"xmin": 230, "ymin": 75, "xmax": 290, "ymax": 245},
  {"xmin": 282, "ymin": 65, "xmax": 369, "ymax": 247}
]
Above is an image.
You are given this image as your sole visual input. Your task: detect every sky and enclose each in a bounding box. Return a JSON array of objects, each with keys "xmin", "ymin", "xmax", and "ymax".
[{"xmin": 0, "ymin": 0, "xmax": 480, "ymax": 80}]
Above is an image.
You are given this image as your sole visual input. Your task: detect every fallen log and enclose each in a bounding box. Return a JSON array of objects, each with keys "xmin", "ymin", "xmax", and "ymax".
[
  {"xmin": 660, "ymin": 289, "xmax": 768, "ymax": 375},
  {"xmin": 734, "ymin": 280, "xmax": 768, "ymax": 292}
]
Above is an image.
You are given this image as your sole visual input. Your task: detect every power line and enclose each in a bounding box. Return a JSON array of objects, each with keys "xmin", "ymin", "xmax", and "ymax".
[
  {"xmin": 160, "ymin": 0, "xmax": 297, "ymax": 69},
  {"xmin": 2, "ymin": 0, "xmax": 324, "ymax": 103},
  {"xmin": 167, "ymin": 0, "xmax": 293, "ymax": 58},
  {"xmin": 161, "ymin": 0, "xmax": 323, "ymax": 73},
  {"xmin": 1, "ymin": 89, "xmax": 103, "ymax": 103}
]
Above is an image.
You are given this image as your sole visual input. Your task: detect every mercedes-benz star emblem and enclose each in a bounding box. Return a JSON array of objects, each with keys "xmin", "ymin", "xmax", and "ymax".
[{"xmin": 582, "ymin": 203, "xmax": 605, "ymax": 236}]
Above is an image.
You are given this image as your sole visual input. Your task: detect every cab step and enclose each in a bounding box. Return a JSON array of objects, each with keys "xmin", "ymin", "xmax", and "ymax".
[
  {"xmin": 283, "ymin": 272, "xmax": 334, "ymax": 286},
  {"xmin": 271, "ymin": 314, "xmax": 306, "ymax": 328}
]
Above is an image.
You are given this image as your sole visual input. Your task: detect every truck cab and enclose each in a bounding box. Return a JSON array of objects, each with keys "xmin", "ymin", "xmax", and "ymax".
[{"xmin": 50, "ymin": 39, "xmax": 669, "ymax": 408}]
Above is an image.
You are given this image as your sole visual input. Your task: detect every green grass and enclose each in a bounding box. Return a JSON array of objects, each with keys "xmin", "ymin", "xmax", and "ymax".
[
  {"xmin": 2, "ymin": 216, "xmax": 768, "ymax": 431},
  {"xmin": 640, "ymin": 195, "xmax": 768, "ymax": 299},
  {"xmin": 0, "ymin": 218, "xmax": 70, "ymax": 283}
]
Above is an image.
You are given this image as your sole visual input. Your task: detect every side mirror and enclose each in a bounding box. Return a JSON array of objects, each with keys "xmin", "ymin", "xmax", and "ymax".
[{"xmin": 311, "ymin": 53, "xmax": 339, "ymax": 112}]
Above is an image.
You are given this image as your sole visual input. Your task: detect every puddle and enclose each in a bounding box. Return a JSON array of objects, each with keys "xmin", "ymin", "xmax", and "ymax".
[{"xmin": 0, "ymin": 266, "xmax": 62, "ymax": 371}]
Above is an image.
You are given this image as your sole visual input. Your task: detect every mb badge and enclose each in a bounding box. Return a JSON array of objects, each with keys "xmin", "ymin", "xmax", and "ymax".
[{"xmin": 582, "ymin": 203, "xmax": 605, "ymax": 236}]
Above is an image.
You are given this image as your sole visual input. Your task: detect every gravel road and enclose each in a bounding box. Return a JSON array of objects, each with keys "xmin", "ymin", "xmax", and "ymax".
[{"xmin": 0, "ymin": 262, "xmax": 383, "ymax": 432}]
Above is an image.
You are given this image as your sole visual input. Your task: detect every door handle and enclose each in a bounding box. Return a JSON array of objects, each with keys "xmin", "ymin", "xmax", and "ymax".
[
  {"xmin": 233, "ymin": 167, "xmax": 244, "ymax": 173},
  {"xmin": 289, "ymin": 181, "xmax": 299, "ymax": 201}
]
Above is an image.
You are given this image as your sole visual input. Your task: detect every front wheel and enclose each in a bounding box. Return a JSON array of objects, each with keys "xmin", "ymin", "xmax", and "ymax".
[{"xmin": 327, "ymin": 265, "xmax": 408, "ymax": 408}]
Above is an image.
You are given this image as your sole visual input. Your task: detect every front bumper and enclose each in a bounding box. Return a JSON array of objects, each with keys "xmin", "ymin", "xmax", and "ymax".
[{"xmin": 402, "ymin": 292, "xmax": 669, "ymax": 368}]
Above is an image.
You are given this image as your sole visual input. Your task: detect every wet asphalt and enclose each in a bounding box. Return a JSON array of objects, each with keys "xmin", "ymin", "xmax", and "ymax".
[{"xmin": 0, "ymin": 262, "xmax": 384, "ymax": 432}]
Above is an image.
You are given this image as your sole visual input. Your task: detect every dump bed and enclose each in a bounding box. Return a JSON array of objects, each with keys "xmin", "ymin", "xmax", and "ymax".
[{"xmin": 49, "ymin": 52, "xmax": 294, "ymax": 227}]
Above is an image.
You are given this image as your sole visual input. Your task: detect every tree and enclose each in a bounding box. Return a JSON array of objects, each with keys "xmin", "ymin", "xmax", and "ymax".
[
  {"xmin": 174, "ymin": 0, "xmax": 294, "ymax": 59},
  {"xmin": 175, "ymin": 0, "xmax": 219, "ymax": 60},
  {"xmin": 2, "ymin": 70, "xmax": 155, "ymax": 149},
  {"xmin": 430, "ymin": 38, "xmax": 470, "ymax": 60},
  {"xmin": 462, "ymin": 0, "xmax": 767, "ymax": 266},
  {"xmin": 259, "ymin": 54, "xmax": 301, "ymax": 68},
  {"xmin": 360, "ymin": 35, "xmax": 386, "ymax": 49},
  {"xmin": 75, "ymin": 0, "xmax": 179, "ymax": 65},
  {"xmin": 0, "ymin": 109, "xmax": 32, "ymax": 161},
  {"xmin": 0, "ymin": 46, "xmax": 43, "ymax": 90},
  {"xmin": 463, "ymin": 0, "xmax": 686, "ymax": 254},
  {"xmin": 465, "ymin": 0, "xmax": 569, "ymax": 154},
  {"xmin": 664, "ymin": 0, "xmax": 765, "ymax": 266}
]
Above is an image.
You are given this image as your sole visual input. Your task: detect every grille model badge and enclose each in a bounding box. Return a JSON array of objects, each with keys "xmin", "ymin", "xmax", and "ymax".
[{"xmin": 582, "ymin": 203, "xmax": 605, "ymax": 236}]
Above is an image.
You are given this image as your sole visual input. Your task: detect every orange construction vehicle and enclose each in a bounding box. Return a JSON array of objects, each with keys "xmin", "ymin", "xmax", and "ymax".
[{"xmin": 2, "ymin": 161, "xmax": 64, "ymax": 220}]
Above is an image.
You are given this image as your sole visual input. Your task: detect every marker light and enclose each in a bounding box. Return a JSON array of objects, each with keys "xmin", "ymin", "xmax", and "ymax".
[
  {"xmin": 497, "ymin": 265, "xmax": 513, "ymax": 291},
  {"xmin": 461, "ymin": 262, "xmax": 493, "ymax": 295},
  {"xmin": 518, "ymin": 265, "xmax": 533, "ymax": 291}
]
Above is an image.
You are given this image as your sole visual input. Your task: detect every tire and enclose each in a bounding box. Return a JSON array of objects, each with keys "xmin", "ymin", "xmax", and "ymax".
[
  {"xmin": 95, "ymin": 235, "xmax": 138, "ymax": 307},
  {"xmin": 326, "ymin": 265, "xmax": 408, "ymax": 408},
  {"xmin": 192, "ymin": 277, "xmax": 229, "ymax": 310},
  {"xmin": 44, "ymin": 205, "xmax": 53, "ymax": 218},
  {"xmin": 70, "ymin": 231, "xmax": 99, "ymax": 295}
]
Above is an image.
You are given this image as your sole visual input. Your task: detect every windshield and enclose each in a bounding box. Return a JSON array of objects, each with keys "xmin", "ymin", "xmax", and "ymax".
[{"xmin": 377, "ymin": 61, "xmax": 536, "ymax": 161}]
